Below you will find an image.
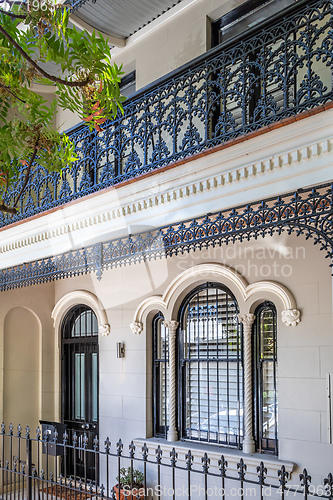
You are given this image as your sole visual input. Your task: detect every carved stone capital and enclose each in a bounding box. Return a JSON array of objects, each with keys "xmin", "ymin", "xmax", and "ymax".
[
  {"xmin": 99, "ymin": 323, "xmax": 110, "ymax": 336},
  {"xmin": 281, "ymin": 309, "xmax": 301, "ymax": 327},
  {"xmin": 163, "ymin": 320, "xmax": 179, "ymax": 336},
  {"xmin": 130, "ymin": 321, "xmax": 143, "ymax": 335},
  {"xmin": 238, "ymin": 313, "xmax": 255, "ymax": 329}
]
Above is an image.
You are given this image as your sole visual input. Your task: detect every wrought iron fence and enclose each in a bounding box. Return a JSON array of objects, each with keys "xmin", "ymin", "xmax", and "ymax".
[
  {"xmin": 1, "ymin": 0, "xmax": 332, "ymax": 228},
  {"xmin": 0, "ymin": 424, "xmax": 333, "ymax": 500}
]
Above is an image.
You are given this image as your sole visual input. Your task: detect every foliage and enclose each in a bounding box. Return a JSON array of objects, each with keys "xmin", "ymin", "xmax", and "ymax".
[
  {"xmin": 116, "ymin": 467, "xmax": 144, "ymax": 489},
  {"xmin": 0, "ymin": 0, "xmax": 125, "ymax": 213}
]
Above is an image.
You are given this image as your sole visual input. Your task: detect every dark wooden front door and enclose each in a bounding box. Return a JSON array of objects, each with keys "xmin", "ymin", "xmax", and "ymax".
[{"xmin": 61, "ymin": 305, "xmax": 99, "ymax": 481}]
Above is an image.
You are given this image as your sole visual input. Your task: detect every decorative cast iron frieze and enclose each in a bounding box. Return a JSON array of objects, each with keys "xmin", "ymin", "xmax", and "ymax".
[
  {"xmin": 0, "ymin": 182, "xmax": 332, "ymax": 291},
  {"xmin": 0, "ymin": 0, "xmax": 332, "ymax": 228}
]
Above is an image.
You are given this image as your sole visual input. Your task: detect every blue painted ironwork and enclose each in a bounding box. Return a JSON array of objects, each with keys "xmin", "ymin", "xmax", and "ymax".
[
  {"xmin": 0, "ymin": 0, "xmax": 332, "ymax": 228},
  {"xmin": 0, "ymin": 181, "xmax": 332, "ymax": 290}
]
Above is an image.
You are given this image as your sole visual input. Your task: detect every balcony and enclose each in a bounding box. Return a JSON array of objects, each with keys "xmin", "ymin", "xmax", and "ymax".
[{"xmin": 1, "ymin": 0, "xmax": 332, "ymax": 229}]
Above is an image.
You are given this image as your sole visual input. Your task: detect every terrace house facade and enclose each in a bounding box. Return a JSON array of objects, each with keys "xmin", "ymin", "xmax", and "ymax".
[{"xmin": 0, "ymin": 0, "xmax": 333, "ymax": 496}]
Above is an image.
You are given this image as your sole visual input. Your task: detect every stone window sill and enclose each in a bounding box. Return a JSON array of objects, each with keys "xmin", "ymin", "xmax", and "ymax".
[{"xmin": 134, "ymin": 437, "xmax": 295, "ymax": 481}]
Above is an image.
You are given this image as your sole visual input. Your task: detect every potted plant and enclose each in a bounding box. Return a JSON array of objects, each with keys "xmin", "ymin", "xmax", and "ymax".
[{"xmin": 113, "ymin": 467, "xmax": 145, "ymax": 500}]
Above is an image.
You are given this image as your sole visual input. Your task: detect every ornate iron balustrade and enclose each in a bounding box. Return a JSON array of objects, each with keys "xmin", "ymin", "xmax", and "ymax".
[
  {"xmin": 0, "ymin": 423, "xmax": 332, "ymax": 500},
  {"xmin": 0, "ymin": 182, "xmax": 332, "ymax": 290},
  {"xmin": 1, "ymin": 0, "xmax": 332, "ymax": 229}
]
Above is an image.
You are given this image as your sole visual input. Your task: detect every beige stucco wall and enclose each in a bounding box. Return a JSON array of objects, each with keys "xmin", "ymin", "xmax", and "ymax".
[
  {"xmin": 0, "ymin": 229, "xmax": 332, "ymax": 481},
  {"xmin": 0, "ymin": 283, "xmax": 55, "ymax": 427},
  {"xmin": 45, "ymin": 232, "xmax": 332, "ymax": 481},
  {"xmin": 56, "ymin": 0, "xmax": 235, "ymax": 131}
]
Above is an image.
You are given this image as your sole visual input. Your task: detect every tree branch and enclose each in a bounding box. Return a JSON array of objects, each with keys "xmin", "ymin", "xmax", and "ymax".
[
  {"xmin": 0, "ymin": 146, "xmax": 38, "ymax": 215},
  {"xmin": 0, "ymin": 6, "xmax": 26, "ymax": 19},
  {"xmin": 0, "ymin": 24, "xmax": 91, "ymax": 88},
  {"xmin": 12, "ymin": 144, "xmax": 38, "ymax": 209},
  {"xmin": 0, "ymin": 203, "xmax": 17, "ymax": 214},
  {"xmin": 0, "ymin": 81, "xmax": 26, "ymax": 103}
]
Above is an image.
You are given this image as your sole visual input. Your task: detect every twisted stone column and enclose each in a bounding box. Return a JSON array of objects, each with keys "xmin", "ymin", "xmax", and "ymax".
[
  {"xmin": 163, "ymin": 320, "xmax": 179, "ymax": 442},
  {"xmin": 238, "ymin": 313, "xmax": 256, "ymax": 454}
]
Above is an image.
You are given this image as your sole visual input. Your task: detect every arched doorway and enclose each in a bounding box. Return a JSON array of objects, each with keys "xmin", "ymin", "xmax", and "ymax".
[{"xmin": 61, "ymin": 305, "xmax": 99, "ymax": 480}]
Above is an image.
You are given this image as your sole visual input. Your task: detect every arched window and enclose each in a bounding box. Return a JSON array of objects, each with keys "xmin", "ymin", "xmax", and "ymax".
[
  {"xmin": 254, "ymin": 302, "xmax": 278, "ymax": 454},
  {"xmin": 179, "ymin": 283, "xmax": 243, "ymax": 447},
  {"xmin": 153, "ymin": 313, "xmax": 168, "ymax": 438}
]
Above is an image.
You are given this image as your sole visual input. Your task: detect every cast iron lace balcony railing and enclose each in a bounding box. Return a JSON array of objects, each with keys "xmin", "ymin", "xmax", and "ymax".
[{"xmin": 1, "ymin": 0, "xmax": 332, "ymax": 228}]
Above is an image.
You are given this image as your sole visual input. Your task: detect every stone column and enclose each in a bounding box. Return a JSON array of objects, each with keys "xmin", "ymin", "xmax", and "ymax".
[
  {"xmin": 163, "ymin": 320, "xmax": 179, "ymax": 442},
  {"xmin": 238, "ymin": 313, "xmax": 256, "ymax": 454}
]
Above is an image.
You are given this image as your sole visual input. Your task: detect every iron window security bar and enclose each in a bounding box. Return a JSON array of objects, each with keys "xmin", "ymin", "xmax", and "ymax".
[
  {"xmin": 0, "ymin": 0, "xmax": 332, "ymax": 228},
  {"xmin": 178, "ymin": 284, "xmax": 243, "ymax": 448},
  {"xmin": 153, "ymin": 285, "xmax": 245, "ymax": 448},
  {"xmin": 0, "ymin": 181, "xmax": 332, "ymax": 291},
  {"xmin": 0, "ymin": 424, "xmax": 332, "ymax": 500}
]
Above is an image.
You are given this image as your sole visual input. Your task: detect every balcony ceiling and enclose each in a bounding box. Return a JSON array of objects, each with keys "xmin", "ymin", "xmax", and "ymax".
[{"xmin": 67, "ymin": 0, "xmax": 185, "ymax": 41}]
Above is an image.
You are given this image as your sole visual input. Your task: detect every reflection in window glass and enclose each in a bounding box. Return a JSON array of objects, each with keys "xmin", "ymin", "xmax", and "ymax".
[
  {"xmin": 72, "ymin": 309, "xmax": 98, "ymax": 338},
  {"xmin": 92, "ymin": 353, "xmax": 98, "ymax": 422},
  {"xmin": 153, "ymin": 314, "xmax": 168, "ymax": 438},
  {"xmin": 256, "ymin": 303, "xmax": 278, "ymax": 454},
  {"xmin": 75, "ymin": 353, "xmax": 85, "ymax": 420}
]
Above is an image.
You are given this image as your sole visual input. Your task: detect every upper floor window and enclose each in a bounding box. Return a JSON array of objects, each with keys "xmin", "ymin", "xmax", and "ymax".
[
  {"xmin": 211, "ymin": 0, "xmax": 295, "ymax": 48},
  {"xmin": 179, "ymin": 283, "xmax": 243, "ymax": 447},
  {"xmin": 210, "ymin": 0, "xmax": 297, "ymax": 136},
  {"xmin": 119, "ymin": 70, "xmax": 136, "ymax": 98},
  {"xmin": 254, "ymin": 301, "xmax": 278, "ymax": 454}
]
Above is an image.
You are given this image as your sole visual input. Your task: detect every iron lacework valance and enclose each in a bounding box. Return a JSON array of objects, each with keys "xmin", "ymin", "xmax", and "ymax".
[
  {"xmin": 0, "ymin": 0, "xmax": 332, "ymax": 229},
  {"xmin": 0, "ymin": 182, "xmax": 332, "ymax": 291}
]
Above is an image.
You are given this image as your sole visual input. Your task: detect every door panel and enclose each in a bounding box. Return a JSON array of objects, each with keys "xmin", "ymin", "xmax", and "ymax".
[{"xmin": 61, "ymin": 306, "xmax": 99, "ymax": 481}]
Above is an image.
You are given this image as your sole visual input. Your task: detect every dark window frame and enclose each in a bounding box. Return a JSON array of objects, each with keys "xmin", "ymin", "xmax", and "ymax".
[
  {"xmin": 177, "ymin": 282, "xmax": 243, "ymax": 448},
  {"xmin": 152, "ymin": 312, "xmax": 168, "ymax": 439},
  {"xmin": 254, "ymin": 301, "xmax": 278, "ymax": 455},
  {"xmin": 210, "ymin": 0, "xmax": 296, "ymax": 137},
  {"xmin": 61, "ymin": 304, "xmax": 99, "ymax": 479},
  {"xmin": 119, "ymin": 70, "xmax": 136, "ymax": 97},
  {"xmin": 61, "ymin": 305, "xmax": 99, "ymax": 425},
  {"xmin": 211, "ymin": 0, "xmax": 293, "ymax": 48}
]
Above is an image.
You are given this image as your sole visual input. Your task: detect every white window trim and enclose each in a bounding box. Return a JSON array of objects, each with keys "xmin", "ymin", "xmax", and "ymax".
[
  {"xmin": 130, "ymin": 263, "xmax": 300, "ymax": 454},
  {"xmin": 51, "ymin": 290, "xmax": 110, "ymax": 420}
]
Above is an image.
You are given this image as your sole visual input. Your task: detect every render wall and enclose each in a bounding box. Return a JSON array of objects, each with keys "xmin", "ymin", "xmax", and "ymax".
[
  {"xmin": 0, "ymin": 282, "xmax": 55, "ymax": 427},
  {"xmin": 0, "ymin": 229, "xmax": 332, "ymax": 482},
  {"xmin": 47, "ymin": 232, "xmax": 333, "ymax": 482}
]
